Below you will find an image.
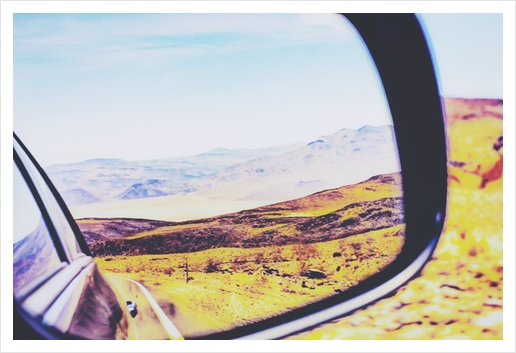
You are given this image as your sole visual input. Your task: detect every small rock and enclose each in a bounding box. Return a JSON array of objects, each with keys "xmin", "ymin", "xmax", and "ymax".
[{"xmin": 303, "ymin": 269, "xmax": 327, "ymax": 279}]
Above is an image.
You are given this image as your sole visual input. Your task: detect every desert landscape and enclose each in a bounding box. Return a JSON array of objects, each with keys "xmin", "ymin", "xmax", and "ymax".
[{"xmin": 80, "ymin": 172, "xmax": 405, "ymax": 337}]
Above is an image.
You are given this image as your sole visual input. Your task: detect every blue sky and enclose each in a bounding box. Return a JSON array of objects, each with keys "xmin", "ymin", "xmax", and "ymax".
[
  {"xmin": 419, "ymin": 13, "xmax": 502, "ymax": 99},
  {"xmin": 12, "ymin": 13, "xmax": 503, "ymax": 167}
]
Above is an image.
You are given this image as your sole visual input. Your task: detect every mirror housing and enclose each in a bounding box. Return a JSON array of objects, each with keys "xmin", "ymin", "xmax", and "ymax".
[
  {"xmin": 199, "ymin": 13, "xmax": 447, "ymax": 340},
  {"xmin": 12, "ymin": 13, "xmax": 447, "ymax": 341}
]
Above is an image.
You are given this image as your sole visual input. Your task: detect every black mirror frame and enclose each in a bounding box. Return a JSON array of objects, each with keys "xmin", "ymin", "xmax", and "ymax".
[{"xmin": 12, "ymin": 13, "xmax": 448, "ymax": 341}]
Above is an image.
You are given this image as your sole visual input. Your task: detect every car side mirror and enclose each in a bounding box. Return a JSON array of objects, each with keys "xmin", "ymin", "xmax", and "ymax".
[{"xmin": 12, "ymin": 13, "xmax": 446, "ymax": 340}]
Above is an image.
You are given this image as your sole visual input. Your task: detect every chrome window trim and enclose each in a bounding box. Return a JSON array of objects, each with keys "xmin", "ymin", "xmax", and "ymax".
[
  {"xmin": 15, "ymin": 263, "xmax": 67, "ymax": 303},
  {"xmin": 21, "ymin": 256, "xmax": 93, "ymax": 318},
  {"xmin": 42, "ymin": 262, "xmax": 94, "ymax": 332}
]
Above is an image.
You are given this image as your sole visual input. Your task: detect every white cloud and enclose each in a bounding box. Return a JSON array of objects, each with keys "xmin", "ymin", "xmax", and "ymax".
[
  {"xmin": 298, "ymin": 13, "xmax": 354, "ymax": 34},
  {"xmin": 14, "ymin": 14, "xmax": 357, "ymax": 79}
]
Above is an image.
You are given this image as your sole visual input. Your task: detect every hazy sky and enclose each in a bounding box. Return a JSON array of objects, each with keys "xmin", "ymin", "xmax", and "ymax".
[
  {"xmin": 12, "ymin": 13, "xmax": 503, "ymax": 167},
  {"xmin": 419, "ymin": 13, "xmax": 502, "ymax": 99}
]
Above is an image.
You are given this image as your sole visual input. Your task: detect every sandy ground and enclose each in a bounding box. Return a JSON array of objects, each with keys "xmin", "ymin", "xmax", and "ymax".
[
  {"xmin": 285, "ymin": 98, "xmax": 504, "ymax": 340},
  {"xmin": 70, "ymin": 193, "xmax": 276, "ymax": 222}
]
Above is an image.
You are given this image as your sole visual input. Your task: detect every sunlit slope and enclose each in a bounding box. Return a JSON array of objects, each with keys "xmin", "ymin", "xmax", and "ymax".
[
  {"xmin": 287, "ymin": 98, "xmax": 503, "ymax": 340},
  {"xmin": 78, "ymin": 172, "xmax": 403, "ymax": 257}
]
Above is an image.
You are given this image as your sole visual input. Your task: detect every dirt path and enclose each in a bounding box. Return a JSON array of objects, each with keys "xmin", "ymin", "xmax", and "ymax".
[{"xmin": 104, "ymin": 275, "xmax": 183, "ymax": 340}]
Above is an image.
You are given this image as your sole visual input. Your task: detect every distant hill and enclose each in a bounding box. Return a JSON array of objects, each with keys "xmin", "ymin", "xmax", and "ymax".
[
  {"xmin": 78, "ymin": 172, "xmax": 404, "ymax": 257},
  {"xmin": 45, "ymin": 143, "xmax": 305, "ymax": 205},
  {"xmin": 184, "ymin": 125, "xmax": 400, "ymax": 202}
]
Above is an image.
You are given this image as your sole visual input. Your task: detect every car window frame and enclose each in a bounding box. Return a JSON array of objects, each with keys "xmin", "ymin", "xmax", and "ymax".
[
  {"xmin": 13, "ymin": 149, "xmax": 70, "ymax": 266},
  {"xmin": 197, "ymin": 13, "xmax": 447, "ymax": 340},
  {"xmin": 13, "ymin": 137, "xmax": 96, "ymax": 339}
]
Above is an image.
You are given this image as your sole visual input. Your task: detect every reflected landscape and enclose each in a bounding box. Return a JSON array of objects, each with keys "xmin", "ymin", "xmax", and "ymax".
[
  {"xmin": 69, "ymin": 123, "xmax": 405, "ymax": 336},
  {"xmin": 16, "ymin": 13, "xmax": 405, "ymax": 338}
]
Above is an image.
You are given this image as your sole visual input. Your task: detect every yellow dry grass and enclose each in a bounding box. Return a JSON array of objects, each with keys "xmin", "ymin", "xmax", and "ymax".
[
  {"xmin": 92, "ymin": 168, "xmax": 405, "ymax": 337},
  {"xmin": 96, "ymin": 225, "xmax": 404, "ymax": 337}
]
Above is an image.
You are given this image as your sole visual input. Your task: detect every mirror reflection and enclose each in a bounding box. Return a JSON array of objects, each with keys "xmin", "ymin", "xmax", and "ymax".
[
  {"xmin": 13, "ymin": 160, "xmax": 64, "ymax": 298},
  {"xmin": 15, "ymin": 14, "xmax": 404, "ymax": 337}
]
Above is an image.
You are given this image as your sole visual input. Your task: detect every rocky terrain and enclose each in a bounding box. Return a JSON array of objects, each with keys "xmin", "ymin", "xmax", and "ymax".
[{"xmin": 87, "ymin": 167, "xmax": 406, "ymax": 337}]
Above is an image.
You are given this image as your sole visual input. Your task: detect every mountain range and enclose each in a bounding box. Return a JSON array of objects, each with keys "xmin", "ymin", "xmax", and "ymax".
[
  {"xmin": 45, "ymin": 143, "xmax": 304, "ymax": 205},
  {"xmin": 46, "ymin": 125, "xmax": 401, "ymax": 219}
]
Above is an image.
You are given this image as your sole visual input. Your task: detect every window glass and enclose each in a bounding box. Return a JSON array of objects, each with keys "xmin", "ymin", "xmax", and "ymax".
[
  {"xmin": 14, "ymin": 141, "xmax": 82, "ymax": 260},
  {"xmin": 13, "ymin": 160, "xmax": 64, "ymax": 298}
]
